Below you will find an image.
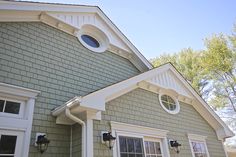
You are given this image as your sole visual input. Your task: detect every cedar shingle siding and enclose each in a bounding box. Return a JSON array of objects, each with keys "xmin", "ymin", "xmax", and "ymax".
[
  {"xmin": 94, "ymin": 88, "xmax": 225, "ymax": 157},
  {"xmin": 0, "ymin": 22, "xmax": 140, "ymax": 157}
]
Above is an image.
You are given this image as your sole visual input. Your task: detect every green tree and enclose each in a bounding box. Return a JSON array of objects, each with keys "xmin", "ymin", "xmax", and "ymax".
[
  {"xmin": 202, "ymin": 33, "xmax": 236, "ymax": 111},
  {"xmin": 150, "ymin": 24, "xmax": 236, "ymax": 111}
]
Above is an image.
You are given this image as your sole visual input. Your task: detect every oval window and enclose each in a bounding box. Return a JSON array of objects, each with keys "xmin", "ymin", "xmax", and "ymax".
[
  {"xmin": 159, "ymin": 94, "xmax": 180, "ymax": 114},
  {"xmin": 81, "ymin": 34, "xmax": 100, "ymax": 48}
]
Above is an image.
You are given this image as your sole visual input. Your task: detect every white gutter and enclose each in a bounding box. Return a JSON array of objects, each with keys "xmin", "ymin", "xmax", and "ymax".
[{"xmin": 65, "ymin": 107, "xmax": 86, "ymax": 157}]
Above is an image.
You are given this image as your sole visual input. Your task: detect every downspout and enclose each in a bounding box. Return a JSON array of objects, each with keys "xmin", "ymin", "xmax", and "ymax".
[
  {"xmin": 70, "ymin": 125, "xmax": 72, "ymax": 157},
  {"xmin": 65, "ymin": 107, "xmax": 86, "ymax": 157}
]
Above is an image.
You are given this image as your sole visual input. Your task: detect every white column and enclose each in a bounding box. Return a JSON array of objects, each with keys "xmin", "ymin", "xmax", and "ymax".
[
  {"xmin": 86, "ymin": 118, "xmax": 93, "ymax": 157},
  {"xmin": 163, "ymin": 137, "xmax": 171, "ymax": 157},
  {"xmin": 23, "ymin": 98, "xmax": 35, "ymax": 157}
]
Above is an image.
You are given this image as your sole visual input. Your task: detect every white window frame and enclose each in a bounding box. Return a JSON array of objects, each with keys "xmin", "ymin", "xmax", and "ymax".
[
  {"xmin": 159, "ymin": 92, "xmax": 180, "ymax": 115},
  {"xmin": 77, "ymin": 24, "xmax": 109, "ymax": 53},
  {"xmin": 0, "ymin": 129, "xmax": 24, "ymax": 157},
  {"xmin": 111, "ymin": 121, "xmax": 170, "ymax": 157},
  {"xmin": 0, "ymin": 83, "xmax": 40, "ymax": 157},
  {"xmin": 188, "ymin": 133, "xmax": 210, "ymax": 157},
  {"xmin": 0, "ymin": 96, "xmax": 25, "ymax": 118},
  {"xmin": 144, "ymin": 137, "xmax": 163, "ymax": 157}
]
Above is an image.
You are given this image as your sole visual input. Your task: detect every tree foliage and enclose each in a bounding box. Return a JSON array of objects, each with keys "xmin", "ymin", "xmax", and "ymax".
[{"xmin": 150, "ymin": 24, "xmax": 236, "ymax": 111}]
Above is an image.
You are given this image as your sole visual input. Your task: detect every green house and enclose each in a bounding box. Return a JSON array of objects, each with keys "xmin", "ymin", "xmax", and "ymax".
[{"xmin": 0, "ymin": 1, "xmax": 234, "ymax": 157}]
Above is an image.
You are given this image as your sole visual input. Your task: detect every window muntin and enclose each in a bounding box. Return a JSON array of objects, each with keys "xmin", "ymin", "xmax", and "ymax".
[
  {"xmin": 159, "ymin": 94, "xmax": 180, "ymax": 114},
  {"xmin": 0, "ymin": 99, "xmax": 21, "ymax": 115},
  {"xmin": 0, "ymin": 135, "xmax": 17, "ymax": 156},
  {"xmin": 145, "ymin": 141, "xmax": 162, "ymax": 157},
  {"xmin": 118, "ymin": 136, "xmax": 164, "ymax": 157},
  {"xmin": 191, "ymin": 141, "xmax": 208, "ymax": 157},
  {"xmin": 119, "ymin": 136, "xmax": 144, "ymax": 157},
  {"xmin": 160, "ymin": 95, "xmax": 176, "ymax": 111}
]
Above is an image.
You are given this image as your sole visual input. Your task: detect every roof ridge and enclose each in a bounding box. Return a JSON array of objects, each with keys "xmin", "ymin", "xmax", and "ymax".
[{"xmin": 6, "ymin": 0, "xmax": 98, "ymax": 8}]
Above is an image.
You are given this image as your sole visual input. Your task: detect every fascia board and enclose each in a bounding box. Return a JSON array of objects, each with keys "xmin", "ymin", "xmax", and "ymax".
[
  {"xmin": 168, "ymin": 65, "xmax": 235, "ymax": 139},
  {"xmin": 81, "ymin": 64, "xmax": 169, "ymax": 108},
  {"xmin": 0, "ymin": 1, "xmax": 152, "ymax": 70},
  {"xmin": 0, "ymin": 1, "xmax": 97, "ymax": 13}
]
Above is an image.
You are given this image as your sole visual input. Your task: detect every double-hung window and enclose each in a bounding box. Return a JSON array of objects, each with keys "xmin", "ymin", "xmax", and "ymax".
[
  {"xmin": 119, "ymin": 136, "xmax": 144, "ymax": 157},
  {"xmin": 118, "ymin": 136, "xmax": 163, "ymax": 157},
  {"xmin": 188, "ymin": 134, "xmax": 210, "ymax": 157},
  {"xmin": 145, "ymin": 140, "xmax": 162, "ymax": 157},
  {"xmin": 111, "ymin": 121, "xmax": 169, "ymax": 157}
]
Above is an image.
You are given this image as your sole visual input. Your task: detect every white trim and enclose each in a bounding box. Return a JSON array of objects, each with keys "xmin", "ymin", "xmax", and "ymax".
[
  {"xmin": 111, "ymin": 121, "xmax": 169, "ymax": 138},
  {"xmin": 77, "ymin": 24, "xmax": 109, "ymax": 53},
  {"xmin": 0, "ymin": 1, "xmax": 152, "ymax": 71},
  {"xmin": 188, "ymin": 133, "xmax": 210, "ymax": 157},
  {"xmin": 52, "ymin": 63, "xmax": 234, "ymax": 140},
  {"xmin": 0, "ymin": 83, "xmax": 40, "ymax": 157},
  {"xmin": 0, "ymin": 83, "xmax": 40, "ymax": 98},
  {"xmin": 159, "ymin": 93, "xmax": 180, "ymax": 114},
  {"xmin": 188, "ymin": 134, "xmax": 207, "ymax": 141},
  {"xmin": 0, "ymin": 96, "xmax": 25, "ymax": 118},
  {"xmin": 85, "ymin": 117, "xmax": 93, "ymax": 157},
  {"xmin": 0, "ymin": 129, "xmax": 24, "ymax": 157},
  {"xmin": 111, "ymin": 121, "xmax": 170, "ymax": 157},
  {"xmin": 222, "ymin": 140, "xmax": 229, "ymax": 157}
]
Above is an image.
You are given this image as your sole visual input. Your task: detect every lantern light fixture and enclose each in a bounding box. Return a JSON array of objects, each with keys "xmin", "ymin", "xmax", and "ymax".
[
  {"xmin": 101, "ymin": 131, "xmax": 116, "ymax": 149},
  {"xmin": 35, "ymin": 133, "xmax": 50, "ymax": 153},
  {"xmin": 169, "ymin": 140, "xmax": 181, "ymax": 153}
]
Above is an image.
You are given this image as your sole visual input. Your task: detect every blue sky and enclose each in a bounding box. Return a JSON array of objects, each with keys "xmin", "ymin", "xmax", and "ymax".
[{"xmin": 23, "ymin": 0, "xmax": 236, "ymax": 59}]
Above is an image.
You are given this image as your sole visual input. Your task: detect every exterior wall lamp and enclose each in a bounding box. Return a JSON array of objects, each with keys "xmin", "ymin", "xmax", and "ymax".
[
  {"xmin": 35, "ymin": 133, "xmax": 50, "ymax": 153},
  {"xmin": 101, "ymin": 131, "xmax": 116, "ymax": 149},
  {"xmin": 169, "ymin": 140, "xmax": 181, "ymax": 153}
]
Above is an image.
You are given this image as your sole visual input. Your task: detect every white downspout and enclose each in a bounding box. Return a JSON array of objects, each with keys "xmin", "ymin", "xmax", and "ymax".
[
  {"xmin": 70, "ymin": 125, "xmax": 72, "ymax": 157},
  {"xmin": 65, "ymin": 107, "xmax": 86, "ymax": 157}
]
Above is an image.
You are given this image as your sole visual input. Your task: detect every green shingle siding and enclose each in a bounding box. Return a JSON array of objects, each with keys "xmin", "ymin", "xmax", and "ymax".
[
  {"xmin": 0, "ymin": 22, "xmax": 140, "ymax": 157},
  {"xmin": 94, "ymin": 88, "xmax": 225, "ymax": 157}
]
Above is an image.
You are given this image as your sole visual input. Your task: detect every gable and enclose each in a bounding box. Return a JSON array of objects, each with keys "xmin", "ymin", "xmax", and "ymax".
[
  {"xmin": 52, "ymin": 63, "xmax": 234, "ymax": 140},
  {"xmin": 0, "ymin": 22, "xmax": 140, "ymax": 97},
  {"xmin": 147, "ymin": 69, "xmax": 192, "ymax": 98},
  {"xmin": 104, "ymin": 88, "xmax": 226, "ymax": 156},
  {"xmin": 48, "ymin": 12, "xmax": 131, "ymax": 52},
  {"xmin": 0, "ymin": 1, "xmax": 152, "ymax": 72}
]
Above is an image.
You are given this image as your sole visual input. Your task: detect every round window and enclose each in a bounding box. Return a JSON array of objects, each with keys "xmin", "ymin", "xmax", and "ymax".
[
  {"xmin": 159, "ymin": 94, "xmax": 180, "ymax": 114},
  {"xmin": 77, "ymin": 25, "xmax": 109, "ymax": 53},
  {"xmin": 81, "ymin": 34, "xmax": 100, "ymax": 48}
]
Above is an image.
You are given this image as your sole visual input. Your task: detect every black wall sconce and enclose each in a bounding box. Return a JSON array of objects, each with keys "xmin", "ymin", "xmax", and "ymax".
[
  {"xmin": 35, "ymin": 133, "xmax": 50, "ymax": 153},
  {"xmin": 102, "ymin": 132, "xmax": 116, "ymax": 149},
  {"xmin": 169, "ymin": 140, "xmax": 181, "ymax": 153}
]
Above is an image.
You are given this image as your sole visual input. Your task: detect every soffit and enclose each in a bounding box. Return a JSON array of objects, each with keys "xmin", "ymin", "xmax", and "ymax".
[{"xmin": 52, "ymin": 63, "xmax": 234, "ymax": 140}]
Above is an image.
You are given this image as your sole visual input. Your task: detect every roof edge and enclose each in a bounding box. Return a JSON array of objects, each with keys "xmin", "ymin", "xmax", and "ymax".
[
  {"xmin": 51, "ymin": 63, "xmax": 234, "ymax": 139},
  {"xmin": 0, "ymin": 0, "xmax": 153, "ymax": 70}
]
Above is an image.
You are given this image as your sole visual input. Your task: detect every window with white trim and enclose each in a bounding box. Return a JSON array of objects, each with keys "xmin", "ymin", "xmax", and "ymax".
[
  {"xmin": 145, "ymin": 141, "xmax": 162, "ymax": 157},
  {"xmin": 190, "ymin": 141, "xmax": 208, "ymax": 157},
  {"xmin": 119, "ymin": 136, "xmax": 144, "ymax": 157},
  {"xmin": 0, "ymin": 130, "xmax": 24, "ymax": 157},
  {"xmin": 118, "ymin": 136, "xmax": 163, "ymax": 157},
  {"xmin": 0, "ymin": 97, "xmax": 24, "ymax": 118},
  {"xmin": 111, "ymin": 121, "xmax": 170, "ymax": 157},
  {"xmin": 188, "ymin": 134, "xmax": 210, "ymax": 157},
  {"xmin": 77, "ymin": 25, "xmax": 109, "ymax": 53},
  {"xmin": 159, "ymin": 94, "xmax": 180, "ymax": 114},
  {"xmin": 0, "ymin": 82, "xmax": 40, "ymax": 157}
]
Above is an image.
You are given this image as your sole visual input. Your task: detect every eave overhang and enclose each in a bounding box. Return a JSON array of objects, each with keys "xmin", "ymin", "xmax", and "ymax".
[
  {"xmin": 52, "ymin": 63, "xmax": 234, "ymax": 140},
  {"xmin": 0, "ymin": 0, "xmax": 152, "ymax": 72}
]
